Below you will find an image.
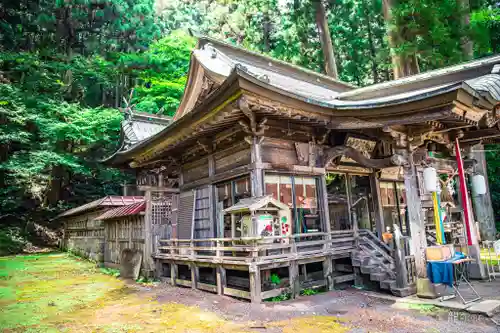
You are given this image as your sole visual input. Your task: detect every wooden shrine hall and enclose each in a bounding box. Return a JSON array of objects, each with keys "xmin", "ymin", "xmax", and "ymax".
[{"xmin": 103, "ymin": 34, "xmax": 500, "ymax": 302}]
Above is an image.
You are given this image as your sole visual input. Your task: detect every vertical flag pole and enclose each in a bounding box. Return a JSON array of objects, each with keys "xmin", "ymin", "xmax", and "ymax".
[{"xmin": 455, "ymin": 138, "xmax": 473, "ymax": 246}]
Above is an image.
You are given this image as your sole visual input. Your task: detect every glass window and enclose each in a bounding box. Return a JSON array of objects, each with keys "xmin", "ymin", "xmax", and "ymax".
[
  {"xmin": 326, "ymin": 174, "xmax": 350, "ymax": 230},
  {"xmin": 216, "ymin": 176, "xmax": 251, "ymax": 237},
  {"xmin": 380, "ymin": 181, "xmax": 408, "ymax": 235},
  {"xmin": 350, "ymin": 175, "xmax": 375, "ymax": 232},
  {"xmin": 264, "ymin": 174, "xmax": 321, "ymax": 234}
]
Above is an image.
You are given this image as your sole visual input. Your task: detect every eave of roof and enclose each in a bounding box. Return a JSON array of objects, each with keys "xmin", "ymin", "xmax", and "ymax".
[
  {"xmin": 192, "ymin": 31, "xmax": 356, "ymax": 92},
  {"xmin": 96, "ymin": 201, "xmax": 146, "ymax": 221},
  {"xmin": 56, "ymin": 196, "xmax": 144, "ymax": 219},
  {"xmin": 337, "ymin": 54, "xmax": 500, "ymax": 101}
]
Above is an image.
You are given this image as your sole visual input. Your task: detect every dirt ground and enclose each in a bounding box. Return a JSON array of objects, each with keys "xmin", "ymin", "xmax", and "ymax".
[{"xmin": 1, "ymin": 253, "xmax": 499, "ymax": 333}]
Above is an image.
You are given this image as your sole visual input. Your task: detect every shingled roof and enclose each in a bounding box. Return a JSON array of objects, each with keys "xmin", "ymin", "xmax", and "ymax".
[
  {"xmin": 56, "ymin": 196, "xmax": 144, "ymax": 219},
  {"xmin": 104, "ymin": 33, "xmax": 500, "ymax": 167}
]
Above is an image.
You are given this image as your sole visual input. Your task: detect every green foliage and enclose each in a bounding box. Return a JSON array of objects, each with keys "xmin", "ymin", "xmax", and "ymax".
[
  {"xmin": 470, "ymin": 7, "xmax": 500, "ymax": 57},
  {"xmin": 270, "ymin": 273, "xmax": 281, "ymax": 285},
  {"xmin": 269, "ymin": 292, "xmax": 291, "ymax": 302},
  {"xmin": 300, "ymin": 288, "xmax": 319, "ymax": 296},
  {"xmin": 100, "ymin": 267, "xmax": 121, "ymax": 277},
  {"xmin": 0, "ymin": 228, "xmax": 27, "ymax": 256}
]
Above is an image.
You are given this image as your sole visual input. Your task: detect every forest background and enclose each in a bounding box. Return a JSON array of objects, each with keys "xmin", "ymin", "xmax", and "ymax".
[{"xmin": 1, "ymin": 0, "xmax": 500, "ymax": 253}]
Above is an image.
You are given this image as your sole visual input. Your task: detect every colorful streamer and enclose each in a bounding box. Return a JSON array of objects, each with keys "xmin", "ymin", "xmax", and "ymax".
[
  {"xmin": 432, "ymin": 192, "xmax": 443, "ymax": 244},
  {"xmin": 436, "ymin": 190, "xmax": 446, "ymax": 244}
]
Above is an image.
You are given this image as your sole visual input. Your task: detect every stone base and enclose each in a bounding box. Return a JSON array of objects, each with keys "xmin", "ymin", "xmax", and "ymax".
[
  {"xmin": 392, "ymin": 284, "xmax": 417, "ymax": 297},
  {"xmin": 467, "ymin": 245, "xmax": 487, "ymax": 280},
  {"xmin": 416, "ymin": 278, "xmax": 438, "ymax": 299}
]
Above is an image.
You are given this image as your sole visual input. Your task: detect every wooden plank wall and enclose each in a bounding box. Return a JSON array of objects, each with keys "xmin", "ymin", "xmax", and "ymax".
[
  {"xmin": 63, "ymin": 209, "xmax": 107, "ymax": 261},
  {"xmin": 193, "ymin": 187, "xmax": 213, "ymax": 239},
  {"xmin": 214, "ymin": 142, "xmax": 251, "ymax": 174},
  {"xmin": 178, "ymin": 191, "xmax": 195, "ymax": 239},
  {"xmin": 261, "ymin": 138, "xmax": 300, "ymax": 166},
  {"xmin": 104, "ymin": 215, "xmax": 145, "ymax": 265}
]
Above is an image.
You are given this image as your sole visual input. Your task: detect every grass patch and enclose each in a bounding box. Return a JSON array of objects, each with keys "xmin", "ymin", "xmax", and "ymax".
[{"xmin": 0, "ymin": 253, "xmax": 242, "ymax": 332}]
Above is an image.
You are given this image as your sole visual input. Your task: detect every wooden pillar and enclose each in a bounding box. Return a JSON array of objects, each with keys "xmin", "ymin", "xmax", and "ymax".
[
  {"xmin": 288, "ymin": 260, "xmax": 300, "ymax": 298},
  {"xmin": 394, "ymin": 226, "xmax": 409, "ymax": 288},
  {"xmin": 401, "ymin": 152, "xmax": 427, "ymax": 278},
  {"xmin": 170, "ymin": 262, "xmax": 177, "ymax": 286},
  {"xmin": 469, "ymin": 144, "xmax": 496, "ymax": 241},
  {"xmin": 370, "ymin": 172, "xmax": 385, "ymax": 238},
  {"xmin": 249, "ymin": 265, "xmax": 262, "ymax": 303},
  {"xmin": 251, "ymin": 136, "xmax": 264, "ymax": 197},
  {"xmin": 319, "ymin": 174, "xmax": 332, "ymax": 234},
  {"xmin": 323, "ymin": 257, "xmax": 334, "ymax": 291},
  {"xmin": 144, "ymin": 190, "xmax": 154, "ymax": 272},
  {"xmin": 191, "ymin": 263, "xmax": 198, "ymax": 289},
  {"xmin": 216, "ymin": 265, "xmax": 226, "ymax": 295}
]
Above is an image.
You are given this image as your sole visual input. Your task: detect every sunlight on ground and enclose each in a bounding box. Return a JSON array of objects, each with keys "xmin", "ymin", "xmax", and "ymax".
[
  {"xmin": 269, "ymin": 316, "xmax": 349, "ymax": 333},
  {"xmin": 0, "ymin": 253, "xmax": 352, "ymax": 332},
  {"xmin": 0, "ymin": 253, "xmax": 241, "ymax": 332}
]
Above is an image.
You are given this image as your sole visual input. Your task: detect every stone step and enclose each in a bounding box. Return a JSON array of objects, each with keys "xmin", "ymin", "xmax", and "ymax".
[
  {"xmin": 380, "ymin": 279, "xmax": 396, "ymax": 290},
  {"xmin": 370, "ymin": 272, "xmax": 388, "ymax": 282},
  {"xmin": 360, "ymin": 265, "xmax": 374, "ymax": 274},
  {"xmin": 391, "ymin": 284, "xmax": 417, "ymax": 297}
]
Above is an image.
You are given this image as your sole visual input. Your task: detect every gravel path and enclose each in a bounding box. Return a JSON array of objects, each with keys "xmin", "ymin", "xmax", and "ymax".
[{"xmin": 150, "ymin": 282, "xmax": 500, "ymax": 332}]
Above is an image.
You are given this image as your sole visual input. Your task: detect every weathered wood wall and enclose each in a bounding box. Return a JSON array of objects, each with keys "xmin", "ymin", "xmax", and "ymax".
[
  {"xmin": 62, "ymin": 209, "xmax": 107, "ymax": 261},
  {"xmin": 104, "ymin": 215, "xmax": 145, "ymax": 266}
]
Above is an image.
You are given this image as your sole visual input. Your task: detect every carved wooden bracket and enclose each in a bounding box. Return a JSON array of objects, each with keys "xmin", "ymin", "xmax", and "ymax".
[
  {"xmin": 323, "ymin": 145, "xmax": 408, "ymax": 169},
  {"xmin": 238, "ymin": 98, "xmax": 269, "ymax": 136}
]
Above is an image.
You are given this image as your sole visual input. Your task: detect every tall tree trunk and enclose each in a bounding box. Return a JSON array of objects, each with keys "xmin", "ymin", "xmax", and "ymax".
[
  {"xmin": 362, "ymin": 0, "xmax": 379, "ymax": 83},
  {"xmin": 314, "ymin": 0, "xmax": 338, "ymax": 79},
  {"xmin": 459, "ymin": 0, "xmax": 474, "ymax": 60},
  {"xmin": 382, "ymin": 0, "xmax": 419, "ymax": 79}
]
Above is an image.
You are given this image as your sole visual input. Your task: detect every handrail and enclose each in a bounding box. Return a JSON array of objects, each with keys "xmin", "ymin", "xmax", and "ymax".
[
  {"xmin": 155, "ymin": 230, "xmax": 357, "ymax": 263},
  {"xmin": 159, "ymin": 230, "xmax": 355, "ymax": 243},
  {"xmin": 359, "ymin": 229, "xmax": 392, "ymax": 253}
]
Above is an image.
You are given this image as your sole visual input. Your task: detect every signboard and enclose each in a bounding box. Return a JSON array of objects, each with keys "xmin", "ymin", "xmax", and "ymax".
[{"xmin": 257, "ymin": 214, "xmax": 274, "ymax": 237}]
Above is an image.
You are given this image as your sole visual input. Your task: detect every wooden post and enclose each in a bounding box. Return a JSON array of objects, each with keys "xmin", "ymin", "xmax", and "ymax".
[
  {"xmin": 323, "ymin": 256, "xmax": 334, "ymax": 291},
  {"xmin": 469, "ymin": 144, "xmax": 496, "ymax": 241},
  {"xmin": 251, "ymin": 136, "xmax": 264, "ymax": 197},
  {"xmin": 191, "ymin": 263, "xmax": 198, "ymax": 289},
  {"xmin": 144, "ymin": 190, "xmax": 154, "ymax": 272},
  {"xmin": 393, "ymin": 225, "xmax": 408, "ymax": 288},
  {"xmin": 128, "ymin": 219, "xmax": 132, "ymax": 248},
  {"xmin": 401, "ymin": 151, "xmax": 427, "ymax": 278},
  {"xmin": 370, "ymin": 172, "xmax": 385, "ymax": 238},
  {"xmin": 231, "ymin": 213, "xmax": 236, "ymax": 238},
  {"xmin": 319, "ymin": 174, "xmax": 332, "ymax": 235},
  {"xmin": 289, "ymin": 261, "xmax": 300, "ymax": 298},
  {"xmin": 216, "ymin": 265, "xmax": 226, "ymax": 295},
  {"xmin": 170, "ymin": 262, "xmax": 177, "ymax": 286},
  {"xmin": 249, "ymin": 265, "xmax": 262, "ymax": 303}
]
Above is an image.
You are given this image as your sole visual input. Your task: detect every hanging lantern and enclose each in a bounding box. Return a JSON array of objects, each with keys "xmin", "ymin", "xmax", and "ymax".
[
  {"xmin": 423, "ymin": 167, "xmax": 437, "ymax": 192},
  {"xmin": 472, "ymin": 174, "xmax": 487, "ymax": 195}
]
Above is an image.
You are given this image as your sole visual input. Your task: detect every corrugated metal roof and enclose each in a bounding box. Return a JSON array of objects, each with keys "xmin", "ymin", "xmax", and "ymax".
[
  {"xmin": 96, "ymin": 201, "xmax": 146, "ymax": 221},
  {"xmin": 56, "ymin": 196, "xmax": 144, "ymax": 219}
]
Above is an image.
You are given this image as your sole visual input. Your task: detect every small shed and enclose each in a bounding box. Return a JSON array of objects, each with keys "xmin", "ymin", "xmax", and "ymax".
[{"xmin": 223, "ymin": 196, "xmax": 291, "ymax": 238}]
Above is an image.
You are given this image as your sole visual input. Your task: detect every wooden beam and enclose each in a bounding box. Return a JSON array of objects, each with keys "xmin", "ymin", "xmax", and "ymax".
[{"xmin": 323, "ymin": 145, "xmax": 407, "ymax": 169}]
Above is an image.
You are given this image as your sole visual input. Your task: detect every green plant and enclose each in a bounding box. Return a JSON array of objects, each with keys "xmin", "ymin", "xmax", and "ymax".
[
  {"xmin": 269, "ymin": 292, "xmax": 291, "ymax": 302},
  {"xmin": 300, "ymin": 288, "xmax": 318, "ymax": 296},
  {"xmin": 270, "ymin": 273, "xmax": 281, "ymax": 285},
  {"xmin": 100, "ymin": 267, "xmax": 121, "ymax": 278}
]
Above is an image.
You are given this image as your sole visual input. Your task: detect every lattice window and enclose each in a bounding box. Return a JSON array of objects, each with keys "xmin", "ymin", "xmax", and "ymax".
[{"xmin": 151, "ymin": 192, "xmax": 173, "ymax": 226}]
